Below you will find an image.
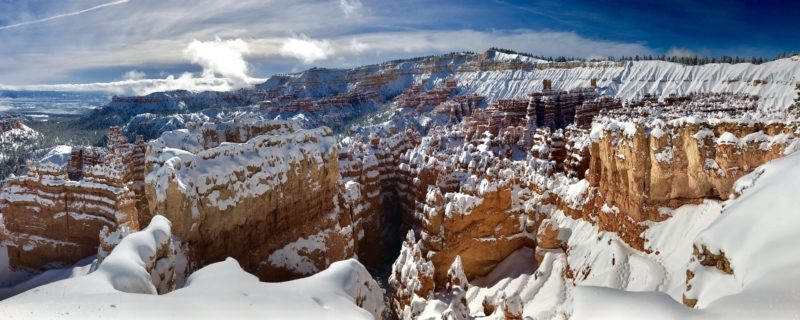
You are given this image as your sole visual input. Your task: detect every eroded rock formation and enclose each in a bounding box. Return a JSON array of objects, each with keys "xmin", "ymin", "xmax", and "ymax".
[
  {"xmin": 338, "ymin": 128, "xmax": 421, "ymax": 266},
  {"xmin": 0, "ymin": 128, "xmax": 147, "ymax": 270},
  {"xmin": 145, "ymin": 119, "xmax": 368, "ymax": 281},
  {"xmin": 385, "ymin": 89, "xmax": 798, "ymax": 317},
  {"xmin": 583, "ymin": 98, "xmax": 795, "ymax": 248}
]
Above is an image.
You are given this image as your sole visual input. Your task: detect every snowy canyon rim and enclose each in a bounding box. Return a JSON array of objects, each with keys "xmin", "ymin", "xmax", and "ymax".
[{"xmin": 1, "ymin": 48, "xmax": 800, "ymax": 319}]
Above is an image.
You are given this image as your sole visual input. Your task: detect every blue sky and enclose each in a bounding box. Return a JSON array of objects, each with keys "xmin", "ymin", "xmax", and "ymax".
[{"xmin": 0, "ymin": 0, "xmax": 796, "ymax": 94}]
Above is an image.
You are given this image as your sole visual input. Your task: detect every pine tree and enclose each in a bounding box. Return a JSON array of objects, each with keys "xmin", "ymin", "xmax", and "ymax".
[{"xmin": 788, "ymin": 85, "xmax": 800, "ymax": 115}]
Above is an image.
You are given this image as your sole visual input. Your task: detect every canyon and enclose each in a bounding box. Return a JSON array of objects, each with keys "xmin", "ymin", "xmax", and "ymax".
[{"xmin": 2, "ymin": 50, "xmax": 800, "ymax": 319}]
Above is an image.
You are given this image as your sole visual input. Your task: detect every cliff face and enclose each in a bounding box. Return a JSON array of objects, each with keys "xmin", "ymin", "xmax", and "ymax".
[
  {"xmin": 586, "ymin": 117, "xmax": 795, "ymax": 228},
  {"xmin": 0, "ymin": 129, "xmax": 146, "ymax": 270},
  {"xmin": 145, "ymin": 119, "xmax": 363, "ymax": 281},
  {"xmin": 381, "ymin": 125, "xmax": 548, "ymax": 318},
  {"xmin": 382, "ymin": 89, "xmax": 799, "ymax": 318},
  {"xmin": 338, "ymin": 129, "xmax": 420, "ymax": 267},
  {"xmin": 0, "ymin": 171, "xmax": 138, "ymax": 270}
]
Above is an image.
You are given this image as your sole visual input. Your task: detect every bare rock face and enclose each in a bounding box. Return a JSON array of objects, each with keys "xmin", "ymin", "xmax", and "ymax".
[
  {"xmin": 0, "ymin": 128, "xmax": 146, "ymax": 270},
  {"xmin": 587, "ymin": 116, "xmax": 795, "ymax": 225},
  {"xmin": 421, "ymin": 182, "xmax": 521, "ymax": 285},
  {"xmin": 392, "ymin": 127, "xmax": 538, "ymax": 288},
  {"xmin": 338, "ymin": 128, "xmax": 421, "ymax": 267},
  {"xmin": 145, "ymin": 119, "xmax": 359, "ymax": 281}
]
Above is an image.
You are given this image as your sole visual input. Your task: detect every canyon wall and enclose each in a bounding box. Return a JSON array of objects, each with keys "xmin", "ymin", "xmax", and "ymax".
[
  {"xmin": 145, "ymin": 119, "xmax": 369, "ymax": 281},
  {"xmin": 385, "ymin": 91, "xmax": 799, "ymax": 317},
  {"xmin": 588, "ymin": 117, "xmax": 795, "ymax": 223},
  {"xmin": 338, "ymin": 128, "xmax": 420, "ymax": 266},
  {"xmin": 0, "ymin": 128, "xmax": 147, "ymax": 270}
]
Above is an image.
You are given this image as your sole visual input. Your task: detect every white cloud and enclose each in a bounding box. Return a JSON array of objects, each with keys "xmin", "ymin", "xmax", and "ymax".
[
  {"xmin": 1, "ymin": 73, "xmax": 251, "ymax": 97},
  {"xmin": 349, "ymin": 38, "xmax": 369, "ymax": 54},
  {"xmin": 122, "ymin": 70, "xmax": 146, "ymax": 80},
  {"xmin": 184, "ymin": 38, "xmax": 252, "ymax": 87},
  {"xmin": 339, "ymin": 0, "xmax": 363, "ymax": 17},
  {"xmin": 1, "ymin": 29, "xmax": 655, "ymax": 96},
  {"xmin": 0, "ymin": 38, "xmax": 267, "ymax": 96},
  {"xmin": 279, "ymin": 35, "xmax": 334, "ymax": 64}
]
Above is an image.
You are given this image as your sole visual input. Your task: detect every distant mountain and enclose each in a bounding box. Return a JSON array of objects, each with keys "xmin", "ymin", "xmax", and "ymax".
[{"xmin": 80, "ymin": 49, "xmax": 800, "ymax": 139}]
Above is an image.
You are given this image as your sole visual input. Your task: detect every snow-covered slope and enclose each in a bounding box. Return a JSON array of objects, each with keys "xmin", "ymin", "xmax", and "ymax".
[
  {"xmin": 0, "ymin": 122, "xmax": 39, "ymax": 157},
  {"xmin": 0, "ymin": 215, "xmax": 385, "ymax": 319},
  {"xmin": 451, "ymin": 58, "xmax": 800, "ymax": 110},
  {"xmin": 572, "ymin": 150, "xmax": 800, "ymax": 319},
  {"xmin": 86, "ymin": 51, "xmax": 800, "ymax": 136},
  {"xmin": 0, "ymin": 120, "xmax": 40, "ymax": 179},
  {"xmin": 446, "ymin": 200, "xmax": 721, "ymax": 320}
]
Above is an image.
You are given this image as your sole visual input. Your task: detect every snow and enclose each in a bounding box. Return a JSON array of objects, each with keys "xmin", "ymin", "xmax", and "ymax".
[
  {"xmin": 693, "ymin": 128, "xmax": 715, "ymax": 141},
  {"xmin": 558, "ymin": 179, "xmax": 590, "ymax": 207},
  {"xmin": 146, "ymin": 119, "xmax": 336, "ymax": 209},
  {"xmin": 39, "ymin": 145, "xmax": 72, "ymax": 167},
  {"xmin": 0, "ymin": 258, "xmax": 94, "ymax": 300},
  {"xmin": 444, "ymin": 192, "xmax": 483, "ymax": 217},
  {"xmin": 716, "ymin": 132, "xmax": 740, "ymax": 145},
  {"xmin": 448, "ymin": 58, "xmax": 800, "ymax": 110},
  {"xmin": 0, "ymin": 216, "xmax": 385, "ymax": 319},
  {"xmin": 650, "ymin": 126, "xmax": 666, "ymax": 139},
  {"xmin": 490, "ymin": 51, "xmax": 551, "ymax": 64},
  {"xmin": 266, "ymin": 230, "xmax": 328, "ymax": 274},
  {"xmin": 654, "ymin": 146, "xmax": 674, "ymax": 164},
  {"xmin": 0, "ymin": 122, "xmax": 40, "ymax": 171},
  {"xmin": 643, "ymin": 201, "xmax": 722, "ymax": 298},
  {"xmin": 572, "ymin": 151, "xmax": 800, "ymax": 319},
  {"xmin": 408, "ymin": 191, "xmax": 724, "ymax": 319},
  {"xmin": 470, "ymin": 247, "xmax": 537, "ymax": 288}
]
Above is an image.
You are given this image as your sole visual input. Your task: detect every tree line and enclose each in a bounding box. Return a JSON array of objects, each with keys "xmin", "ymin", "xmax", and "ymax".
[{"xmin": 489, "ymin": 47, "xmax": 799, "ymax": 66}]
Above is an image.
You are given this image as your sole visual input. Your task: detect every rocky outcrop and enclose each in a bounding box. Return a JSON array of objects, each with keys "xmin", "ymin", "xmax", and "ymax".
[
  {"xmin": 386, "ymin": 124, "xmax": 541, "ymax": 308},
  {"xmin": 145, "ymin": 119, "xmax": 365, "ymax": 281},
  {"xmin": 389, "ymin": 231, "xmax": 435, "ymax": 318},
  {"xmin": 534, "ymin": 219, "xmax": 568, "ymax": 264},
  {"xmin": 0, "ymin": 128, "xmax": 147, "ymax": 270},
  {"xmin": 587, "ymin": 114, "xmax": 795, "ymax": 228},
  {"xmin": 0, "ymin": 118, "xmax": 41, "ymax": 179},
  {"xmin": 384, "ymin": 90, "xmax": 799, "ymax": 318}
]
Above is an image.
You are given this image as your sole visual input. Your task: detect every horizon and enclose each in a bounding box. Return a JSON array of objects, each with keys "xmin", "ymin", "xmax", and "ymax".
[{"xmin": 1, "ymin": 0, "xmax": 798, "ymax": 95}]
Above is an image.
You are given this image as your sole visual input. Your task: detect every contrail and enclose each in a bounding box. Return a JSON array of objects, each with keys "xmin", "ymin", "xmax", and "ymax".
[{"xmin": 0, "ymin": 0, "xmax": 130, "ymax": 31}]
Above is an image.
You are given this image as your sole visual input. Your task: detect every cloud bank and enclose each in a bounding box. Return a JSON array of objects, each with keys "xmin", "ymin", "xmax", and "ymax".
[
  {"xmin": 1, "ymin": 29, "xmax": 653, "ymax": 96},
  {"xmin": 279, "ymin": 35, "xmax": 334, "ymax": 64},
  {"xmin": 0, "ymin": 0, "xmax": 660, "ymax": 96},
  {"xmin": 122, "ymin": 70, "xmax": 146, "ymax": 81},
  {"xmin": 1, "ymin": 39, "xmax": 265, "ymax": 96}
]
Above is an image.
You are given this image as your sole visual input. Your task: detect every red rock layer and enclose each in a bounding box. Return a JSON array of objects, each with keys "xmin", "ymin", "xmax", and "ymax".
[
  {"xmin": 145, "ymin": 120, "xmax": 369, "ymax": 281},
  {"xmin": 0, "ymin": 128, "xmax": 147, "ymax": 270}
]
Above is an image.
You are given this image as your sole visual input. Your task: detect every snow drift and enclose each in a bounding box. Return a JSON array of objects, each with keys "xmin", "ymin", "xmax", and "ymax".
[
  {"xmin": 572, "ymin": 150, "xmax": 800, "ymax": 319},
  {"xmin": 0, "ymin": 215, "xmax": 385, "ymax": 319}
]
